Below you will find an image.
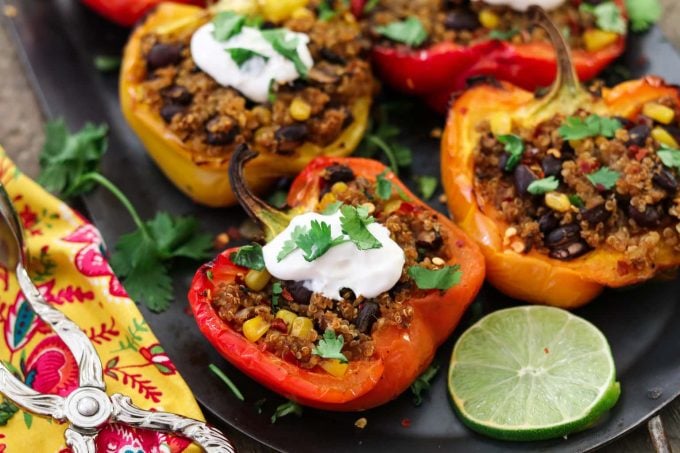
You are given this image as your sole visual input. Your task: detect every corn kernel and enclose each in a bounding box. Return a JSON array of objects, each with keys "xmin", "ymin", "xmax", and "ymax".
[
  {"xmin": 291, "ymin": 316, "xmax": 314, "ymax": 340},
  {"xmin": 544, "ymin": 192, "xmax": 571, "ymax": 212},
  {"xmin": 245, "ymin": 268, "xmax": 271, "ymax": 291},
  {"xmin": 331, "ymin": 182, "xmax": 348, "ymax": 194},
  {"xmin": 291, "ymin": 6, "xmax": 314, "ymax": 20},
  {"xmin": 276, "ymin": 309, "xmax": 297, "ymax": 331},
  {"xmin": 583, "ymin": 30, "xmax": 619, "ymax": 52},
  {"xmin": 479, "ymin": 9, "xmax": 500, "ymax": 29},
  {"xmin": 490, "ymin": 112, "xmax": 512, "ymax": 136},
  {"xmin": 261, "ymin": 0, "xmax": 308, "ymax": 22},
  {"xmin": 243, "ymin": 315, "xmax": 270, "ymax": 342},
  {"xmin": 384, "ymin": 199, "xmax": 402, "ymax": 214},
  {"xmin": 319, "ymin": 359, "xmax": 348, "ymax": 377},
  {"xmin": 212, "ymin": 0, "xmax": 260, "ymax": 15},
  {"xmin": 643, "ymin": 102, "xmax": 675, "ymax": 125},
  {"xmin": 289, "ymin": 97, "xmax": 312, "ymax": 121},
  {"xmin": 652, "ymin": 127, "xmax": 679, "ymax": 148}
]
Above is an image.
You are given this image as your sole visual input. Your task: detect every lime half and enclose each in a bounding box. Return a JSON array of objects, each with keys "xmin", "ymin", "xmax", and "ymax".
[{"xmin": 448, "ymin": 306, "xmax": 620, "ymax": 441}]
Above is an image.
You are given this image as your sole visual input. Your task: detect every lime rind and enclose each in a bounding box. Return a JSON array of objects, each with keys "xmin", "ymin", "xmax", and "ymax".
[{"xmin": 448, "ymin": 306, "xmax": 621, "ymax": 441}]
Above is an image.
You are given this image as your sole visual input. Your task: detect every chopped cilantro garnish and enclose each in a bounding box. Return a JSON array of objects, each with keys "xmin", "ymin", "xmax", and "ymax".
[
  {"xmin": 415, "ymin": 175, "xmax": 438, "ymax": 200},
  {"xmin": 527, "ymin": 176, "xmax": 560, "ymax": 195},
  {"xmin": 230, "ymin": 244, "xmax": 265, "ymax": 270},
  {"xmin": 580, "ymin": 2, "xmax": 626, "ymax": 34},
  {"xmin": 93, "ymin": 55, "xmax": 121, "ymax": 72},
  {"xmin": 313, "ymin": 329, "xmax": 348, "ymax": 363},
  {"xmin": 318, "ymin": 0, "xmax": 337, "ymax": 21},
  {"xmin": 339, "ymin": 205, "xmax": 381, "ymax": 250},
  {"xmin": 212, "ymin": 11, "xmax": 246, "ymax": 41},
  {"xmin": 357, "ymin": 102, "xmax": 413, "ymax": 174},
  {"xmin": 363, "ymin": 0, "xmax": 380, "ymax": 13},
  {"xmin": 271, "ymin": 281, "xmax": 282, "ymax": 311},
  {"xmin": 410, "ymin": 363, "xmax": 440, "ymax": 406},
  {"xmin": 261, "ymin": 29, "xmax": 309, "ymax": 77},
  {"xmin": 558, "ymin": 115, "xmax": 622, "ymax": 140},
  {"xmin": 626, "ymin": 0, "xmax": 661, "ymax": 32},
  {"xmin": 657, "ymin": 144, "xmax": 680, "ymax": 169},
  {"xmin": 497, "ymin": 134, "xmax": 524, "ymax": 171},
  {"xmin": 278, "ymin": 221, "xmax": 346, "ymax": 262},
  {"xmin": 408, "ymin": 265, "xmax": 462, "ymax": 290},
  {"xmin": 322, "ymin": 201, "xmax": 343, "ymax": 215},
  {"xmin": 277, "ymin": 225, "xmax": 306, "ymax": 261},
  {"xmin": 376, "ymin": 170, "xmax": 393, "ymax": 200},
  {"xmin": 489, "ymin": 28, "xmax": 520, "ymax": 41},
  {"xmin": 228, "ymin": 48, "xmax": 267, "ymax": 67},
  {"xmin": 271, "ymin": 400, "xmax": 303, "ymax": 423},
  {"xmin": 587, "ymin": 167, "xmax": 620, "ymax": 190},
  {"xmin": 375, "ymin": 17, "xmax": 428, "ymax": 47},
  {"xmin": 209, "ymin": 363, "xmax": 245, "ymax": 401},
  {"xmin": 568, "ymin": 194, "xmax": 585, "ymax": 208}
]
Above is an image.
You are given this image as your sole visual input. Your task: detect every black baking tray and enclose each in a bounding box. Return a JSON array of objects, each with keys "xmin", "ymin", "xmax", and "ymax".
[{"xmin": 4, "ymin": 0, "xmax": 680, "ymax": 451}]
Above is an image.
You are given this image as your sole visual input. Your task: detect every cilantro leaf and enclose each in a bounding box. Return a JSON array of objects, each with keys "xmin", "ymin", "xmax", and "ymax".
[
  {"xmin": 93, "ymin": 55, "xmax": 121, "ymax": 72},
  {"xmin": 318, "ymin": 0, "xmax": 337, "ymax": 21},
  {"xmin": 313, "ymin": 329, "xmax": 348, "ymax": 363},
  {"xmin": 497, "ymin": 134, "xmax": 524, "ymax": 171},
  {"xmin": 657, "ymin": 144, "xmax": 680, "ymax": 169},
  {"xmin": 267, "ymin": 189, "xmax": 288, "ymax": 209},
  {"xmin": 340, "ymin": 205, "xmax": 381, "ymax": 250},
  {"xmin": 322, "ymin": 201, "xmax": 343, "ymax": 215},
  {"xmin": 416, "ymin": 175, "xmax": 438, "ymax": 200},
  {"xmin": 489, "ymin": 28, "xmax": 520, "ymax": 41},
  {"xmin": 568, "ymin": 194, "xmax": 585, "ymax": 208},
  {"xmin": 586, "ymin": 167, "xmax": 621, "ymax": 190},
  {"xmin": 209, "ymin": 363, "xmax": 245, "ymax": 401},
  {"xmin": 410, "ymin": 363, "xmax": 440, "ymax": 406},
  {"xmin": 363, "ymin": 0, "xmax": 379, "ymax": 13},
  {"xmin": 376, "ymin": 170, "xmax": 393, "ymax": 200},
  {"xmin": 527, "ymin": 176, "xmax": 560, "ymax": 195},
  {"xmin": 213, "ymin": 11, "xmax": 246, "ymax": 41},
  {"xmin": 228, "ymin": 48, "xmax": 268, "ymax": 67},
  {"xmin": 277, "ymin": 225, "xmax": 306, "ymax": 261},
  {"xmin": 230, "ymin": 244, "xmax": 265, "ymax": 270},
  {"xmin": 271, "ymin": 400, "xmax": 303, "ymax": 423},
  {"xmin": 271, "ymin": 281, "xmax": 282, "ymax": 311},
  {"xmin": 375, "ymin": 17, "xmax": 428, "ymax": 47},
  {"xmin": 38, "ymin": 120, "xmax": 108, "ymax": 198},
  {"xmin": 261, "ymin": 29, "xmax": 309, "ymax": 77},
  {"xmin": 295, "ymin": 220, "xmax": 346, "ymax": 261},
  {"xmin": 580, "ymin": 2, "xmax": 626, "ymax": 34},
  {"xmin": 626, "ymin": 0, "xmax": 661, "ymax": 32},
  {"xmin": 357, "ymin": 103, "xmax": 413, "ymax": 174},
  {"xmin": 408, "ymin": 265, "xmax": 462, "ymax": 290},
  {"xmin": 558, "ymin": 115, "xmax": 622, "ymax": 140},
  {"xmin": 393, "ymin": 143, "xmax": 413, "ymax": 167}
]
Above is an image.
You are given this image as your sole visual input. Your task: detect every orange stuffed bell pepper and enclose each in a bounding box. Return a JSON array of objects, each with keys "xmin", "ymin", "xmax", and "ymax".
[
  {"xmin": 188, "ymin": 145, "xmax": 484, "ymax": 410},
  {"xmin": 442, "ymin": 6, "xmax": 680, "ymax": 308},
  {"xmin": 120, "ymin": 2, "xmax": 373, "ymax": 207}
]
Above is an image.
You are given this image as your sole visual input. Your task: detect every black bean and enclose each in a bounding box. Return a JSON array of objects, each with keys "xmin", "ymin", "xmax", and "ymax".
[
  {"xmin": 161, "ymin": 85, "xmax": 192, "ymax": 105},
  {"xmin": 289, "ymin": 78, "xmax": 309, "ymax": 91},
  {"xmin": 627, "ymin": 124, "xmax": 650, "ymax": 147},
  {"xmin": 284, "ymin": 281, "xmax": 313, "ymax": 305},
  {"xmin": 549, "ymin": 240, "xmax": 590, "ymax": 260},
  {"xmin": 614, "ymin": 116, "xmax": 633, "ymax": 128},
  {"xmin": 538, "ymin": 213, "xmax": 559, "ymax": 234},
  {"xmin": 466, "ymin": 75, "xmax": 501, "ymax": 89},
  {"xmin": 355, "ymin": 301, "xmax": 380, "ymax": 334},
  {"xmin": 147, "ymin": 43, "xmax": 182, "ymax": 70},
  {"xmin": 320, "ymin": 48, "xmax": 346, "ymax": 66},
  {"xmin": 541, "ymin": 155, "xmax": 562, "ymax": 178},
  {"xmin": 560, "ymin": 140, "xmax": 575, "ymax": 160},
  {"xmin": 444, "ymin": 9, "xmax": 480, "ymax": 30},
  {"xmin": 276, "ymin": 124, "xmax": 309, "ymax": 142},
  {"xmin": 582, "ymin": 204, "xmax": 610, "ymax": 224},
  {"xmin": 498, "ymin": 153, "xmax": 510, "ymax": 172},
  {"xmin": 545, "ymin": 224, "xmax": 581, "ymax": 247},
  {"xmin": 416, "ymin": 230, "xmax": 443, "ymax": 250},
  {"xmin": 653, "ymin": 168, "xmax": 678, "ymax": 192},
  {"xmin": 323, "ymin": 164, "xmax": 355, "ymax": 184},
  {"xmin": 205, "ymin": 117, "xmax": 240, "ymax": 146},
  {"xmin": 628, "ymin": 204, "xmax": 662, "ymax": 227},
  {"xmin": 160, "ymin": 104, "xmax": 185, "ymax": 123},
  {"xmin": 514, "ymin": 165, "xmax": 538, "ymax": 195}
]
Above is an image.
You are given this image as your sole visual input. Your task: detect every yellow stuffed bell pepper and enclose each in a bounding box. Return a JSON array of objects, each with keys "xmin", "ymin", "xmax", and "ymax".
[{"xmin": 120, "ymin": 2, "xmax": 373, "ymax": 207}]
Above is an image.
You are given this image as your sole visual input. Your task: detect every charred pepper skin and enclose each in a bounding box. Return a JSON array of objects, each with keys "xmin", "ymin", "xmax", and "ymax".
[
  {"xmin": 441, "ymin": 7, "xmax": 680, "ymax": 308},
  {"xmin": 188, "ymin": 155, "xmax": 485, "ymax": 410},
  {"xmin": 353, "ymin": 0, "xmax": 626, "ymax": 112},
  {"xmin": 81, "ymin": 0, "xmax": 204, "ymax": 26},
  {"xmin": 120, "ymin": 3, "xmax": 372, "ymax": 207}
]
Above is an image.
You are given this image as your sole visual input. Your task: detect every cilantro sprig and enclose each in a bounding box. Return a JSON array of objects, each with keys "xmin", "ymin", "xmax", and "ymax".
[
  {"xmin": 497, "ymin": 134, "xmax": 524, "ymax": 171},
  {"xmin": 209, "ymin": 363, "xmax": 245, "ymax": 401},
  {"xmin": 626, "ymin": 0, "xmax": 661, "ymax": 32},
  {"xmin": 277, "ymin": 221, "xmax": 346, "ymax": 262},
  {"xmin": 410, "ymin": 363, "xmax": 440, "ymax": 406},
  {"xmin": 313, "ymin": 329, "xmax": 348, "ymax": 363},
  {"xmin": 415, "ymin": 175, "xmax": 438, "ymax": 200},
  {"xmin": 261, "ymin": 29, "xmax": 309, "ymax": 77},
  {"xmin": 408, "ymin": 265, "xmax": 462, "ymax": 290},
  {"xmin": 39, "ymin": 120, "xmax": 213, "ymax": 312},
  {"xmin": 657, "ymin": 144, "xmax": 680, "ymax": 169},
  {"xmin": 558, "ymin": 115, "xmax": 622, "ymax": 140},
  {"xmin": 228, "ymin": 48, "xmax": 267, "ymax": 67},
  {"xmin": 230, "ymin": 244, "xmax": 265, "ymax": 270},
  {"xmin": 271, "ymin": 400, "xmax": 303, "ymax": 423},
  {"xmin": 375, "ymin": 17, "xmax": 428, "ymax": 47},
  {"xmin": 527, "ymin": 176, "xmax": 560, "ymax": 195},
  {"xmin": 580, "ymin": 2, "xmax": 626, "ymax": 34},
  {"xmin": 212, "ymin": 11, "xmax": 246, "ymax": 41},
  {"xmin": 339, "ymin": 205, "xmax": 381, "ymax": 250},
  {"xmin": 357, "ymin": 103, "xmax": 413, "ymax": 174},
  {"xmin": 587, "ymin": 167, "xmax": 621, "ymax": 190}
]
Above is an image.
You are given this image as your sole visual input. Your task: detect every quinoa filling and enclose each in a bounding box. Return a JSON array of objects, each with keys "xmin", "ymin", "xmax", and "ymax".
[
  {"xmin": 363, "ymin": 0, "xmax": 622, "ymax": 51},
  {"xmin": 474, "ymin": 97, "xmax": 680, "ymax": 274},
  {"xmin": 210, "ymin": 164, "xmax": 451, "ymax": 370},
  {"xmin": 137, "ymin": 2, "xmax": 374, "ymax": 158}
]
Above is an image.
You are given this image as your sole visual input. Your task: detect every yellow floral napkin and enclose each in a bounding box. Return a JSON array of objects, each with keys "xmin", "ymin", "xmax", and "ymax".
[{"xmin": 0, "ymin": 147, "xmax": 203, "ymax": 453}]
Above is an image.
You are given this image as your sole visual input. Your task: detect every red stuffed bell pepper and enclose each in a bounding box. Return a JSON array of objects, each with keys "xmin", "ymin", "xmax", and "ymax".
[
  {"xmin": 81, "ymin": 0, "xmax": 204, "ymax": 26},
  {"xmin": 188, "ymin": 145, "xmax": 485, "ymax": 410},
  {"xmin": 353, "ymin": 0, "xmax": 626, "ymax": 112}
]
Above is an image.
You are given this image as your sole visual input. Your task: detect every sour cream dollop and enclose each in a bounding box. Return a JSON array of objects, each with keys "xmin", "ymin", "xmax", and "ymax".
[
  {"xmin": 190, "ymin": 24, "xmax": 313, "ymax": 103},
  {"xmin": 473, "ymin": 0, "xmax": 565, "ymax": 11},
  {"xmin": 262, "ymin": 211, "xmax": 405, "ymax": 301}
]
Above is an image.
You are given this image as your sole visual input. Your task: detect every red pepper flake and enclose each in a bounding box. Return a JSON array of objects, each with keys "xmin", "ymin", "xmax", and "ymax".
[
  {"xmin": 401, "ymin": 418, "xmax": 411, "ymax": 428},
  {"xmin": 634, "ymin": 148, "xmax": 648, "ymax": 161},
  {"xmin": 270, "ymin": 318, "xmax": 288, "ymax": 333},
  {"xmin": 281, "ymin": 287, "xmax": 294, "ymax": 302},
  {"xmin": 544, "ymin": 347, "xmax": 549, "ymax": 354},
  {"xmin": 579, "ymin": 161, "xmax": 599, "ymax": 174}
]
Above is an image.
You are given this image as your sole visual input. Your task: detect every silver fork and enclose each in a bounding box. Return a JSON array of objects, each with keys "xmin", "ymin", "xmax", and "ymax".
[{"xmin": 0, "ymin": 183, "xmax": 235, "ymax": 452}]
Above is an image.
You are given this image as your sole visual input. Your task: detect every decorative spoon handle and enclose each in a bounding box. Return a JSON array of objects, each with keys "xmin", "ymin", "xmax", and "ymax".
[{"xmin": 111, "ymin": 393, "xmax": 237, "ymax": 452}]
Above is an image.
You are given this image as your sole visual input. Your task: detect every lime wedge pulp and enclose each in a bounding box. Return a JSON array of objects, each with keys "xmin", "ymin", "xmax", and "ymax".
[{"xmin": 448, "ymin": 306, "xmax": 620, "ymax": 441}]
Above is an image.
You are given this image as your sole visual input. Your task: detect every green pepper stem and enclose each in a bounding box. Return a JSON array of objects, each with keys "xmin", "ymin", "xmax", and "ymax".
[
  {"xmin": 79, "ymin": 172, "xmax": 151, "ymax": 239},
  {"xmin": 529, "ymin": 5, "xmax": 583, "ymax": 101},
  {"xmin": 229, "ymin": 144, "xmax": 290, "ymax": 241}
]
